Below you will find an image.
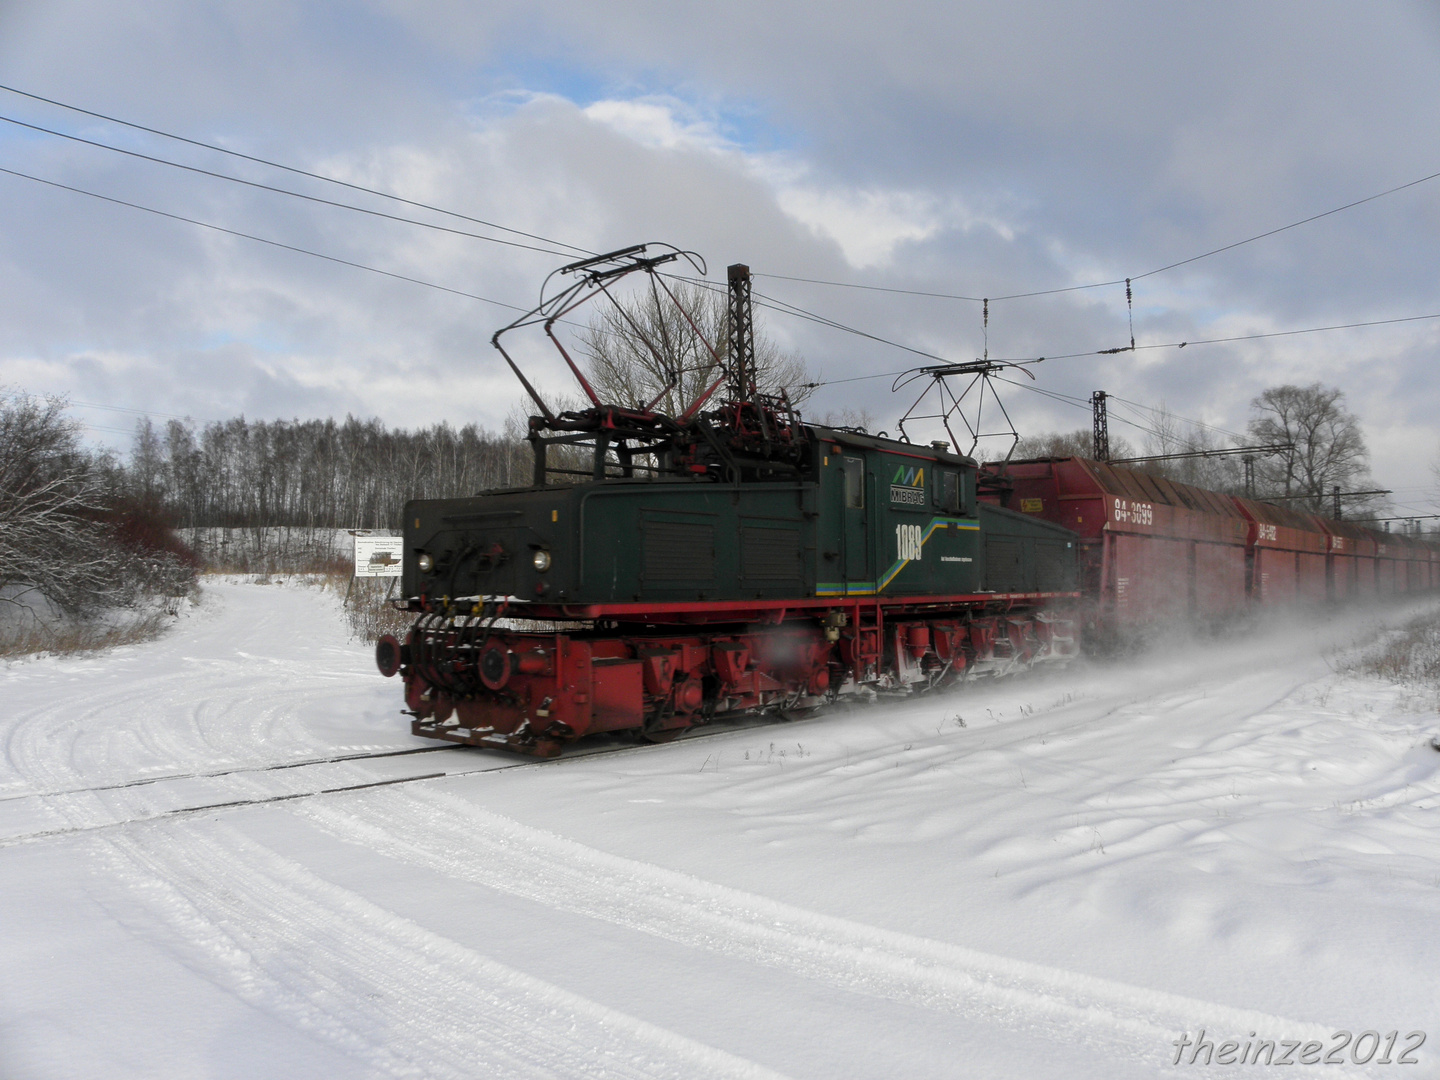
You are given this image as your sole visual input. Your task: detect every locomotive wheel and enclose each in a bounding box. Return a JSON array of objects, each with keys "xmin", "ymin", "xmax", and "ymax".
[
  {"xmin": 638, "ymin": 728, "xmax": 684, "ymax": 744},
  {"xmin": 778, "ymin": 706, "xmax": 824, "ymax": 721},
  {"xmin": 375, "ymin": 634, "xmax": 403, "ymax": 678},
  {"xmin": 478, "ymin": 642, "xmax": 511, "ymax": 691}
]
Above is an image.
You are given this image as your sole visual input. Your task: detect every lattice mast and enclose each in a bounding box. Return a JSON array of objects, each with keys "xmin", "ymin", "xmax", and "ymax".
[
  {"xmin": 1091, "ymin": 390, "xmax": 1110, "ymax": 462},
  {"xmin": 727, "ymin": 263, "xmax": 756, "ymax": 401}
]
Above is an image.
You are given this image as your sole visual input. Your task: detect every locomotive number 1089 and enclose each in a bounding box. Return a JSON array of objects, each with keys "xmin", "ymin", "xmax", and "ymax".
[{"xmin": 896, "ymin": 523, "xmax": 925, "ymax": 562}]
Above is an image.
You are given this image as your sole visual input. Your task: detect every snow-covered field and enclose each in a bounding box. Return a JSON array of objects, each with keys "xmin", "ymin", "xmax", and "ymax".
[{"xmin": 3, "ymin": 578, "xmax": 1438, "ymax": 1079}]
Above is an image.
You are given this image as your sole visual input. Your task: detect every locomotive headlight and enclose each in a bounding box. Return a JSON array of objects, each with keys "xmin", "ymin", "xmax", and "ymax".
[
  {"xmin": 416, "ymin": 552, "xmax": 434, "ymax": 573},
  {"xmin": 532, "ymin": 549, "xmax": 552, "ymax": 572}
]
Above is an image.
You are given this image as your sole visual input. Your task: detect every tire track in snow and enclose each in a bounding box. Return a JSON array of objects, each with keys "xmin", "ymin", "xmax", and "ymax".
[
  {"xmin": 296, "ymin": 787, "xmax": 1353, "ymax": 1071},
  {"xmin": 92, "ymin": 820, "xmax": 788, "ymax": 1080},
  {"xmin": 0, "ymin": 581, "xmax": 398, "ymax": 800}
]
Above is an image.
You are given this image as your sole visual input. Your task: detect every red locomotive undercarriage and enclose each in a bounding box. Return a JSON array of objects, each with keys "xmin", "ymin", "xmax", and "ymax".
[{"xmin": 382, "ymin": 599, "xmax": 1078, "ymax": 757}]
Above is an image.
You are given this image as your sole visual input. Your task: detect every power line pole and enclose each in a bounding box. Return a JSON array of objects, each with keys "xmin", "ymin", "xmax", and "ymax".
[
  {"xmin": 727, "ymin": 263, "xmax": 755, "ymax": 400},
  {"xmin": 1091, "ymin": 390, "xmax": 1109, "ymax": 462}
]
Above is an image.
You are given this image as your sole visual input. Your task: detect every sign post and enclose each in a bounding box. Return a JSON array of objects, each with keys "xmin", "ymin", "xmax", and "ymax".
[{"xmin": 353, "ymin": 534, "xmax": 403, "ymax": 578}]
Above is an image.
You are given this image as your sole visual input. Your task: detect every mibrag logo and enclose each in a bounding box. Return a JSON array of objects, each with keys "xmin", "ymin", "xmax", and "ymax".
[{"xmin": 889, "ymin": 464, "xmax": 926, "ymax": 505}]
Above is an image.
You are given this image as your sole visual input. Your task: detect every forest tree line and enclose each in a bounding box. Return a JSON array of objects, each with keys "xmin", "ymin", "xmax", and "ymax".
[
  {"xmin": 108, "ymin": 380, "xmax": 1393, "ymax": 534},
  {"xmin": 125, "ymin": 414, "xmax": 532, "ymax": 530}
]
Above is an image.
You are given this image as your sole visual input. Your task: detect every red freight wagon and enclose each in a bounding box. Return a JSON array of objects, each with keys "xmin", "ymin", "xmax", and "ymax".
[
  {"xmin": 1409, "ymin": 535, "xmax": 1432, "ymax": 591},
  {"xmin": 1231, "ymin": 498, "xmax": 1331, "ymax": 605},
  {"xmin": 982, "ymin": 457, "xmax": 1249, "ymax": 636},
  {"xmin": 1364, "ymin": 529, "xmax": 1402, "ymax": 595},
  {"xmin": 1319, "ymin": 519, "xmax": 1377, "ymax": 601},
  {"xmin": 1390, "ymin": 532, "xmax": 1425, "ymax": 593}
]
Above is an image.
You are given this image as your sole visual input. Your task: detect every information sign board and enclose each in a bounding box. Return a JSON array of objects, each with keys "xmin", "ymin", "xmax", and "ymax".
[{"xmin": 354, "ymin": 534, "xmax": 403, "ymax": 578}]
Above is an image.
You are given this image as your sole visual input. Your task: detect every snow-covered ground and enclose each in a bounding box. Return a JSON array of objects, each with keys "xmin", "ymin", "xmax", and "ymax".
[{"xmin": 2, "ymin": 578, "xmax": 1438, "ymax": 1079}]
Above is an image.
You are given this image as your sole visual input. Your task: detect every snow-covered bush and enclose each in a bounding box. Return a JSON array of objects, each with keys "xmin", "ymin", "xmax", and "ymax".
[
  {"xmin": 1344, "ymin": 609, "xmax": 1440, "ymax": 703},
  {"xmin": 0, "ymin": 391, "xmax": 198, "ymax": 654}
]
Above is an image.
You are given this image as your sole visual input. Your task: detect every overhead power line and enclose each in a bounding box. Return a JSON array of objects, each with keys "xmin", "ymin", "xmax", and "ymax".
[
  {"xmin": 754, "ymin": 274, "xmax": 985, "ymax": 303},
  {"xmin": 1107, "ymin": 444, "xmax": 1291, "ymax": 465},
  {"xmin": 80, "ymin": 421, "xmax": 146, "ymax": 437},
  {"xmin": 756, "ymin": 166, "xmax": 1440, "ymax": 303},
  {"xmin": 65, "ymin": 398, "xmax": 226, "ymax": 424},
  {"xmin": 1130, "ymin": 170, "xmax": 1440, "ymax": 281},
  {"xmin": 12, "ymin": 82, "xmax": 1432, "ymax": 327},
  {"xmin": 1105, "ymin": 394, "xmax": 1249, "ymax": 443},
  {"xmin": 0, "ymin": 165, "xmax": 532, "ymax": 313},
  {"xmin": 680, "ymin": 273, "xmax": 964, "ymax": 368},
  {"xmin": 1036, "ymin": 313, "xmax": 1440, "ymax": 361},
  {"xmin": 0, "ymin": 113, "xmax": 578, "ymax": 259},
  {"xmin": 1351, "ymin": 513, "xmax": 1440, "ymax": 524},
  {"xmin": 991, "ymin": 377, "xmax": 1170, "ymax": 442},
  {"xmin": 0, "ymin": 82, "xmax": 594, "ymax": 257},
  {"xmin": 7, "ymin": 84, "xmax": 1435, "ymax": 417},
  {"xmin": 752, "ymin": 288, "xmax": 957, "ymax": 365},
  {"xmin": 794, "ymin": 308, "xmax": 1440, "ymax": 392}
]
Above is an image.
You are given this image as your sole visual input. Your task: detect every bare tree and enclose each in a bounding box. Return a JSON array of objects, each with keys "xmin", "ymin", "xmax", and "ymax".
[
  {"xmin": 1129, "ymin": 404, "xmax": 1243, "ymax": 492},
  {"xmin": 815, "ymin": 406, "xmax": 878, "ymax": 433},
  {"xmin": 1012, "ymin": 427, "xmax": 1137, "ymax": 461},
  {"xmin": 0, "ymin": 391, "xmax": 194, "ymax": 624},
  {"xmin": 578, "ymin": 279, "xmax": 813, "ymax": 415},
  {"xmin": 1247, "ymin": 383, "xmax": 1382, "ymax": 515}
]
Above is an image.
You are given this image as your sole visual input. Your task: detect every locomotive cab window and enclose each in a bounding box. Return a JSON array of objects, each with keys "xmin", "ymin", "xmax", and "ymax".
[
  {"xmin": 844, "ymin": 457, "xmax": 864, "ymax": 509},
  {"xmin": 938, "ymin": 469, "xmax": 962, "ymax": 513}
]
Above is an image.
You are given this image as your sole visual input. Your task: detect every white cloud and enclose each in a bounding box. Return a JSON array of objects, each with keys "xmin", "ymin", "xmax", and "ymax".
[
  {"xmin": 581, "ymin": 95, "xmax": 1006, "ymax": 270},
  {"xmin": 581, "ymin": 97, "xmax": 732, "ymax": 154},
  {"xmin": 773, "ymin": 186, "xmax": 942, "ymax": 269}
]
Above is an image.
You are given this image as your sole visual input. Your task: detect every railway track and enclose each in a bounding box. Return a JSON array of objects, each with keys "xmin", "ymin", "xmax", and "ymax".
[
  {"xmin": 0, "ymin": 709, "xmax": 806, "ymax": 848},
  {"xmin": 0, "ymin": 743, "xmax": 461, "ymax": 804}
]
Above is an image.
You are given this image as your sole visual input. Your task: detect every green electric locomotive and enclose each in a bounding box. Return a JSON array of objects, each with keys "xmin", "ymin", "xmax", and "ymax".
[{"xmin": 377, "ymin": 247, "xmax": 1080, "ymax": 755}]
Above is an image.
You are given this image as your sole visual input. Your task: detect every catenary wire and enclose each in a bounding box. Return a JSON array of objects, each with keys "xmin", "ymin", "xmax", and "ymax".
[
  {"xmin": 0, "ymin": 113, "xmax": 579, "ymax": 259},
  {"xmin": 7, "ymin": 85, "xmax": 1430, "ymax": 388},
  {"xmin": 19, "ymin": 165, "xmax": 1416, "ymax": 493},
  {"xmin": 1104, "ymin": 393, "xmax": 1248, "ymax": 442},
  {"xmin": 0, "ymin": 83, "xmax": 594, "ymax": 257},
  {"xmin": 10, "ymin": 82, "xmax": 1433, "ymax": 322},
  {"xmin": 10, "ymin": 117, "xmax": 1435, "ymax": 448},
  {"xmin": 4, "ymin": 96, "xmax": 1413, "ymax": 486},
  {"xmin": 992, "ymin": 376, "xmax": 1169, "ymax": 442},
  {"xmin": 754, "ymin": 167, "xmax": 1440, "ymax": 302},
  {"xmin": 0, "ymin": 165, "xmax": 534, "ymax": 313},
  {"xmin": 68, "ymin": 399, "xmax": 215, "ymax": 422},
  {"xmin": 774, "ymin": 307, "xmax": 1440, "ymax": 391},
  {"xmin": 1030, "ymin": 313, "xmax": 1440, "ymax": 361},
  {"xmin": 9, "ymin": 79, "xmax": 1432, "ymax": 385},
  {"xmin": 676, "ymin": 273, "xmax": 966, "ymax": 367},
  {"xmin": 0, "ymin": 165, "xmax": 719, "ymax": 363}
]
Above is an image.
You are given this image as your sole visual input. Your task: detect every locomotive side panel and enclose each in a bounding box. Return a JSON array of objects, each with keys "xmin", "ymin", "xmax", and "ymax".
[
  {"xmin": 871, "ymin": 448, "xmax": 985, "ymax": 598},
  {"xmin": 977, "ymin": 503, "xmax": 1079, "ymax": 595},
  {"xmin": 578, "ymin": 483, "xmax": 811, "ymax": 603},
  {"xmin": 811, "ymin": 434, "xmax": 988, "ymax": 599}
]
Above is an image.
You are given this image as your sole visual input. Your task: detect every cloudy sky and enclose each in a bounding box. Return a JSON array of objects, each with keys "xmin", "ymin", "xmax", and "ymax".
[{"xmin": 1, "ymin": 1, "xmax": 1438, "ymax": 512}]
